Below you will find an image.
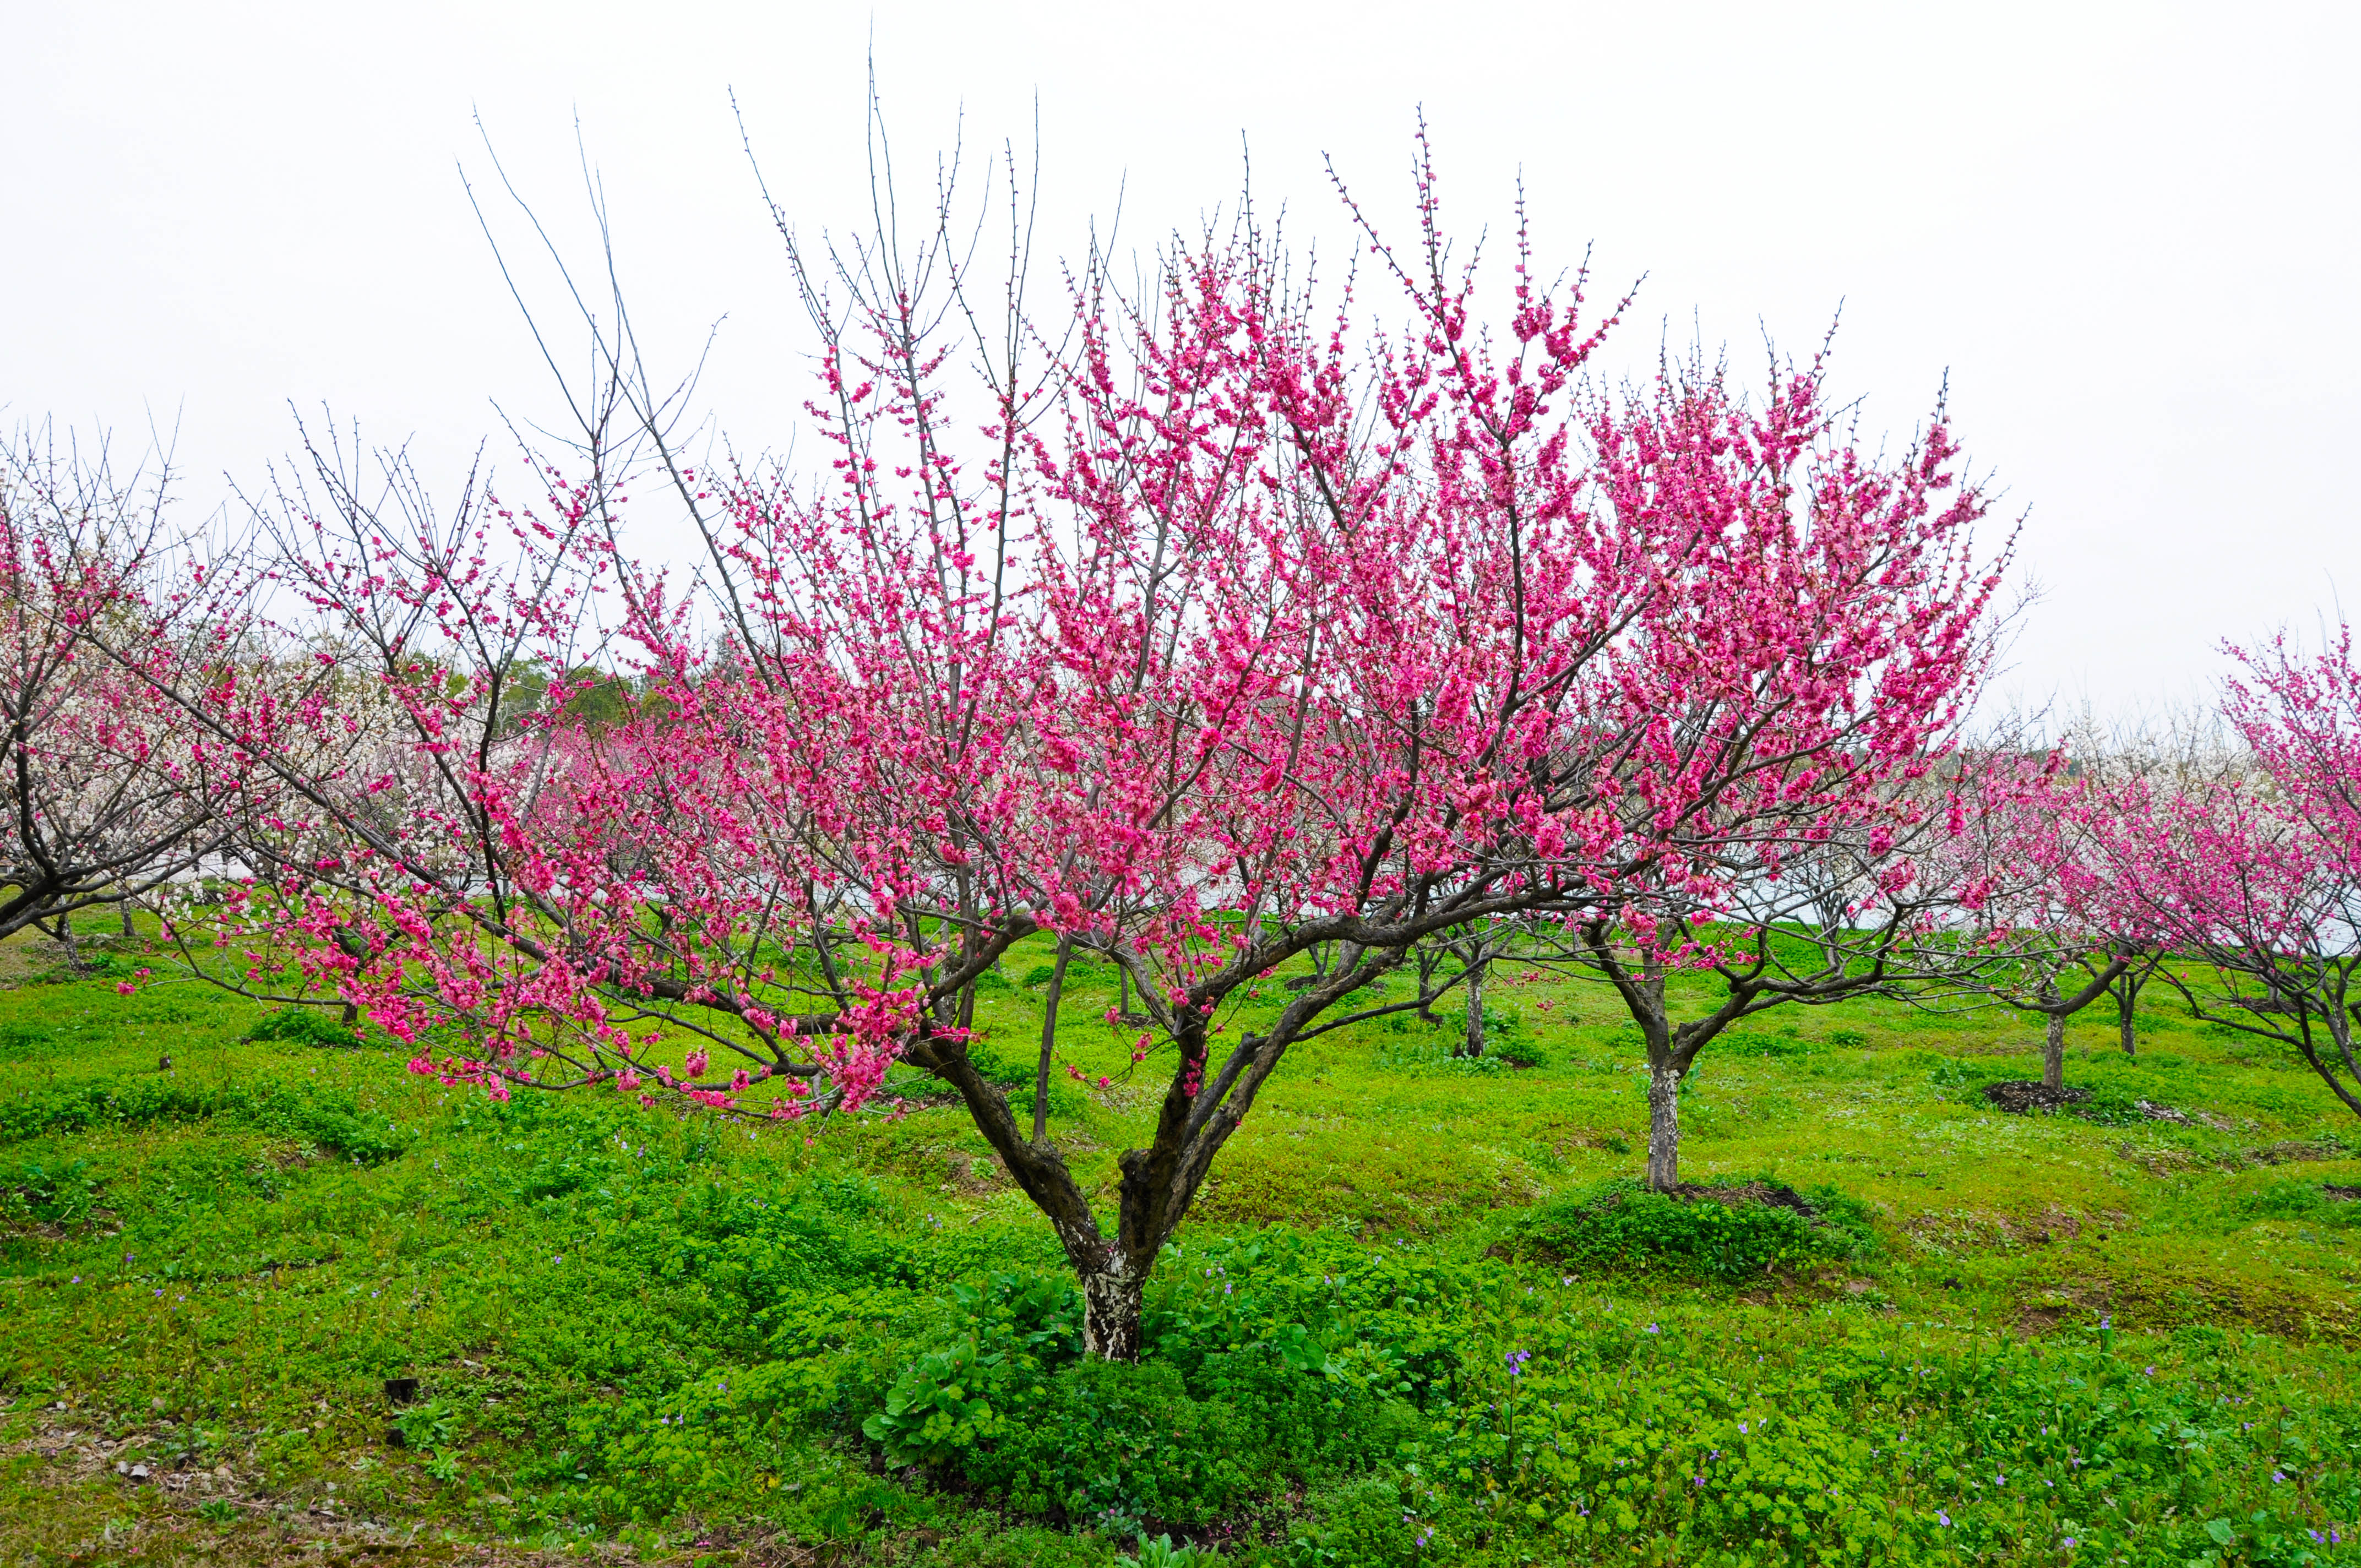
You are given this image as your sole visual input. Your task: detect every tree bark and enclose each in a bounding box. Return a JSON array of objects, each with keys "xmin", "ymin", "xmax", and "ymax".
[
  {"xmin": 2043, "ymin": 1011, "xmax": 2066, "ymax": 1091},
  {"xmin": 1032, "ymin": 937, "xmax": 1072, "ymax": 1144},
  {"xmin": 1646, "ymin": 1059, "xmax": 1682, "ymax": 1190},
  {"xmin": 1460, "ymin": 956, "xmax": 1487, "ymax": 1058},
  {"xmin": 2112, "ymin": 970, "xmax": 2144, "ymax": 1058},
  {"xmin": 1079, "ymin": 1262, "xmax": 1144, "ymax": 1361}
]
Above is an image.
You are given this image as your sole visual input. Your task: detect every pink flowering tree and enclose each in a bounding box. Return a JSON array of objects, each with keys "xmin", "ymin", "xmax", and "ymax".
[
  {"xmin": 119, "ymin": 420, "xmax": 638, "ymax": 1026},
  {"xmin": 1508, "ymin": 367, "xmax": 2010, "ymax": 1189},
  {"xmin": 1912, "ymin": 745, "xmax": 2167, "ymax": 1092},
  {"xmin": 2092, "ymin": 633, "xmax": 2361, "ymax": 1118},
  {"xmin": 0, "ymin": 430, "xmax": 248, "ymax": 962},
  {"xmin": 151, "ymin": 144, "xmax": 2012, "ymax": 1352}
]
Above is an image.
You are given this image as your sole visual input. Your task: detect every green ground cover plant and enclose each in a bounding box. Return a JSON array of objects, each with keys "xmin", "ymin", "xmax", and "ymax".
[
  {"xmin": 1514, "ymin": 1178, "xmax": 1875, "ymax": 1285},
  {"xmin": 2, "ymin": 921, "xmax": 2359, "ymax": 1564}
]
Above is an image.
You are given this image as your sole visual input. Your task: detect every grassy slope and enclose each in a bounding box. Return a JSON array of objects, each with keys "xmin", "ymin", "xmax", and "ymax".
[{"xmin": 2, "ymin": 923, "xmax": 2357, "ymax": 1564}]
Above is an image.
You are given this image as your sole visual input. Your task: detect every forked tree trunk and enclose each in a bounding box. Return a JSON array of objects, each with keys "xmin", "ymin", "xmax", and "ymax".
[
  {"xmin": 2043, "ymin": 1011, "xmax": 2067, "ymax": 1091},
  {"xmin": 912, "ymin": 935, "xmax": 1413, "ymax": 1364},
  {"xmin": 2118, "ymin": 1002, "xmax": 2136, "ymax": 1058},
  {"xmin": 1646, "ymin": 1059, "xmax": 1683, "ymax": 1190},
  {"xmin": 1461, "ymin": 958, "xmax": 1487, "ymax": 1057}
]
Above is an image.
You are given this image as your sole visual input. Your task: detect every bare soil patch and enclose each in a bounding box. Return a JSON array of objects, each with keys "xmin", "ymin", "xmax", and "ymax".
[
  {"xmin": 1981, "ymin": 1082, "xmax": 2231, "ymax": 1130},
  {"xmin": 1981, "ymin": 1081, "xmax": 2090, "ymax": 1114},
  {"xmin": 1660, "ymin": 1179, "xmax": 1825, "ymax": 1221},
  {"xmin": 2247, "ymin": 1140, "xmax": 2350, "ymax": 1166}
]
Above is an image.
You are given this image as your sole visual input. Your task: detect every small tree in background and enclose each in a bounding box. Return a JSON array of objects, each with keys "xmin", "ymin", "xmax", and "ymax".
[
  {"xmin": 1918, "ymin": 745, "xmax": 2164, "ymax": 1093},
  {"xmin": 0, "ymin": 431, "xmax": 244, "ymax": 957},
  {"xmin": 1514, "ymin": 367, "xmax": 2009, "ymax": 1189},
  {"xmin": 2093, "ymin": 631, "xmax": 2361, "ymax": 1119}
]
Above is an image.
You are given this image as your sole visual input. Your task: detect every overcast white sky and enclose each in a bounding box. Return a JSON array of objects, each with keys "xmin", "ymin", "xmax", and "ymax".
[{"xmin": 4, "ymin": 1, "xmax": 2354, "ymax": 712}]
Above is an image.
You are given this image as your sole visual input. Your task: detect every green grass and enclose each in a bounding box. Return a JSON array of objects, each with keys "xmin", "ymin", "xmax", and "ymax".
[{"xmin": 2, "ymin": 922, "xmax": 2359, "ymax": 1564}]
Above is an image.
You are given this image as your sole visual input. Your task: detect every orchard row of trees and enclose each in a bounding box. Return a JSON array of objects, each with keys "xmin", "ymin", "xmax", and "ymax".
[{"xmin": 5, "ymin": 145, "xmax": 2355, "ymax": 1358}]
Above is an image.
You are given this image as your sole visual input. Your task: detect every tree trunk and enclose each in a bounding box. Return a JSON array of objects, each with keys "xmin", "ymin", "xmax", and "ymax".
[
  {"xmin": 1645, "ymin": 1059, "xmax": 1682, "ymax": 1190},
  {"xmin": 2113, "ymin": 970, "xmax": 2143, "ymax": 1058},
  {"xmin": 2043, "ymin": 1011, "xmax": 2066, "ymax": 1091},
  {"xmin": 1079, "ymin": 1262, "xmax": 1144, "ymax": 1361},
  {"xmin": 911, "ymin": 936, "xmax": 1412, "ymax": 1365},
  {"xmin": 1461, "ymin": 957, "xmax": 1487, "ymax": 1058},
  {"xmin": 48, "ymin": 917, "xmax": 82, "ymax": 972},
  {"xmin": 1032, "ymin": 937, "xmax": 1073, "ymax": 1143},
  {"xmin": 119, "ymin": 901, "xmax": 135, "ymax": 938}
]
